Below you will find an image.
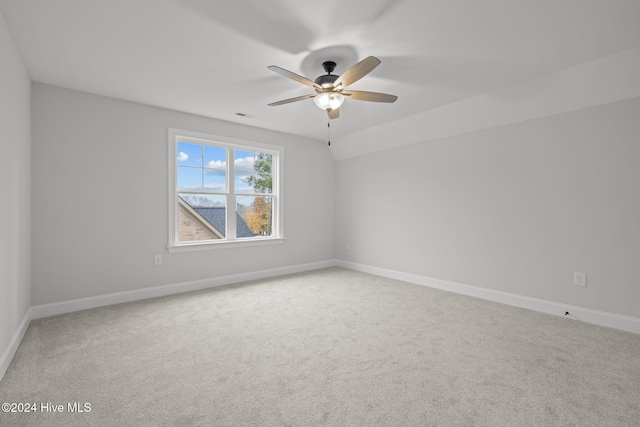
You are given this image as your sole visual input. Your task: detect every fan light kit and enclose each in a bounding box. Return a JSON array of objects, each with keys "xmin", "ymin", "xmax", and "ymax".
[
  {"xmin": 267, "ymin": 56, "xmax": 397, "ymax": 120},
  {"xmin": 314, "ymin": 92, "xmax": 344, "ymax": 110}
]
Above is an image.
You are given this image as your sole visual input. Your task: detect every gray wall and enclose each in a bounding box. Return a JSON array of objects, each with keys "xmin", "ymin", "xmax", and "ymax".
[
  {"xmin": 335, "ymin": 98, "xmax": 640, "ymax": 319},
  {"xmin": 0, "ymin": 13, "xmax": 31, "ymax": 362},
  {"xmin": 31, "ymin": 83, "xmax": 335, "ymax": 305}
]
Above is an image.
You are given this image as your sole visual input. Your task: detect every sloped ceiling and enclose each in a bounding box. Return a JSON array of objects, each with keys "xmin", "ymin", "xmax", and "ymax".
[{"xmin": 2, "ymin": 0, "xmax": 640, "ymax": 159}]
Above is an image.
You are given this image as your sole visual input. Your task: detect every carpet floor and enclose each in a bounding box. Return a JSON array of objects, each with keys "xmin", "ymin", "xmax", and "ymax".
[{"xmin": 1, "ymin": 267, "xmax": 639, "ymax": 426}]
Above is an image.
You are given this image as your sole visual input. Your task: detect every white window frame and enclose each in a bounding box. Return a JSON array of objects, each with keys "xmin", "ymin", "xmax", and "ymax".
[{"xmin": 167, "ymin": 128, "xmax": 284, "ymax": 253}]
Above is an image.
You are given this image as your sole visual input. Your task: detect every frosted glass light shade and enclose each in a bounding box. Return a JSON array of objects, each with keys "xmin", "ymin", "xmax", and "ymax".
[{"xmin": 313, "ymin": 92, "xmax": 344, "ymax": 110}]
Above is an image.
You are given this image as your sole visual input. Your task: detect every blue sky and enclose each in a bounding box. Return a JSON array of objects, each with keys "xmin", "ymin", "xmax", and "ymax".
[{"xmin": 176, "ymin": 141, "xmax": 265, "ymax": 195}]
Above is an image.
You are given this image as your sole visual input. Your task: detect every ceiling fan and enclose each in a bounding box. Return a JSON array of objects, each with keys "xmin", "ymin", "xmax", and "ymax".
[{"xmin": 267, "ymin": 56, "xmax": 397, "ymax": 119}]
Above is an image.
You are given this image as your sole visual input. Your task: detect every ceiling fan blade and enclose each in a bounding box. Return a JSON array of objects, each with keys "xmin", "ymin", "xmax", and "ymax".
[
  {"xmin": 327, "ymin": 108, "xmax": 340, "ymax": 119},
  {"xmin": 342, "ymin": 90, "xmax": 398, "ymax": 103},
  {"xmin": 268, "ymin": 94, "xmax": 316, "ymax": 106},
  {"xmin": 268, "ymin": 65, "xmax": 323, "ymax": 90},
  {"xmin": 334, "ymin": 56, "xmax": 381, "ymax": 88}
]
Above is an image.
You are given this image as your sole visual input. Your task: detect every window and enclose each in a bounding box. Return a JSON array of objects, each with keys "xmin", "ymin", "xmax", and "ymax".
[{"xmin": 168, "ymin": 128, "xmax": 283, "ymax": 252}]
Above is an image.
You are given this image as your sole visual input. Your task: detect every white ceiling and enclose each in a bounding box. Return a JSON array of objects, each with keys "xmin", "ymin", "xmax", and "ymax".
[{"xmin": 2, "ymin": 0, "xmax": 640, "ymax": 151}]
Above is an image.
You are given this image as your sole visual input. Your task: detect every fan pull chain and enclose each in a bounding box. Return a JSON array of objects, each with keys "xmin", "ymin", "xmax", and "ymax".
[{"xmin": 327, "ymin": 122, "xmax": 331, "ymax": 146}]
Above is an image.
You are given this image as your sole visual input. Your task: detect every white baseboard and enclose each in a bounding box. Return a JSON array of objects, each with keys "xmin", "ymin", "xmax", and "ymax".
[
  {"xmin": 5, "ymin": 258, "xmax": 638, "ymax": 384},
  {"xmin": 0, "ymin": 308, "xmax": 32, "ymax": 381},
  {"xmin": 1, "ymin": 260, "xmax": 335, "ymax": 382},
  {"xmin": 336, "ymin": 260, "xmax": 640, "ymax": 335},
  {"xmin": 31, "ymin": 260, "xmax": 336, "ymax": 319},
  {"xmin": 28, "ymin": 258, "xmax": 640, "ymax": 333}
]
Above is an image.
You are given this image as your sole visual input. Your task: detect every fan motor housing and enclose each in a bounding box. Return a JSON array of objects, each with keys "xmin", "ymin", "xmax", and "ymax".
[
  {"xmin": 315, "ymin": 74, "xmax": 338, "ymax": 88},
  {"xmin": 315, "ymin": 61, "xmax": 339, "ymax": 88}
]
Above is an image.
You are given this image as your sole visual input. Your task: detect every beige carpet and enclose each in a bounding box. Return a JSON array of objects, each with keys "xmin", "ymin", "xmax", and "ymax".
[{"xmin": 1, "ymin": 267, "xmax": 639, "ymax": 426}]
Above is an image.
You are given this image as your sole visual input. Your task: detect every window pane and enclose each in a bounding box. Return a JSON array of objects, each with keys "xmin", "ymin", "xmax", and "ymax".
[
  {"xmin": 177, "ymin": 141, "xmax": 202, "ymax": 167},
  {"xmin": 234, "ymin": 150, "xmax": 272, "ymax": 194},
  {"xmin": 177, "ymin": 166, "xmax": 202, "ymax": 191},
  {"xmin": 204, "ymin": 169, "xmax": 226, "ymax": 192},
  {"xmin": 234, "ymin": 176, "xmax": 252, "ymax": 193},
  {"xmin": 204, "ymin": 145, "xmax": 226, "ymax": 170},
  {"xmin": 177, "ymin": 194, "xmax": 226, "ymax": 242},
  {"xmin": 237, "ymin": 196, "xmax": 272, "ymax": 238}
]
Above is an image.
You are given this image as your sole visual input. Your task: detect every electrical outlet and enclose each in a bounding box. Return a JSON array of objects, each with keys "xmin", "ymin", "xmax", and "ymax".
[
  {"xmin": 573, "ymin": 272, "xmax": 586, "ymax": 287},
  {"xmin": 154, "ymin": 255, "xmax": 162, "ymax": 266},
  {"xmin": 346, "ymin": 243, "xmax": 351, "ymax": 251}
]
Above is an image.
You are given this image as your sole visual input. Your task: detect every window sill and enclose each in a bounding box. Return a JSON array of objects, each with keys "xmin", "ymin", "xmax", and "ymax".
[{"xmin": 167, "ymin": 237, "xmax": 285, "ymax": 253}]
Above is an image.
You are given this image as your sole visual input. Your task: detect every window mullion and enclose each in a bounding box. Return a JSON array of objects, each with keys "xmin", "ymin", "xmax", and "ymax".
[
  {"xmin": 201, "ymin": 145, "xmax": 205, "ymax": 190},
  {"xmin": 227, "ymin": 148, "xmax": 236, "ymax": 240}
]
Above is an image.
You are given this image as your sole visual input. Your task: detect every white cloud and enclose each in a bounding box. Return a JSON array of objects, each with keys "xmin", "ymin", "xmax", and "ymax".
[
  {"xmin": 178, "ymin": 184, "xmax": 201, "ymax": 191},
  {"xmin": 177, "ymin": 152, "xmax": 189, "ymax": 161},
  {"xmin": 204, "ymin": 183, "xmax": 226, "ymax": 192},
  {"xmin": 234, "ymin": 156, "xmax": 255, "ymax": 175},
  {"xmin": 207, "ymin": 160, "xmax": 226, "ymax": 169}
]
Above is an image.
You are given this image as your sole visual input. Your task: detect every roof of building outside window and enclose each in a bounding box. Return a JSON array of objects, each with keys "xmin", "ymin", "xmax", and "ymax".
[{"xmin": 192, "ymin": 206, "xmax": 255, "ymax": 238}]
